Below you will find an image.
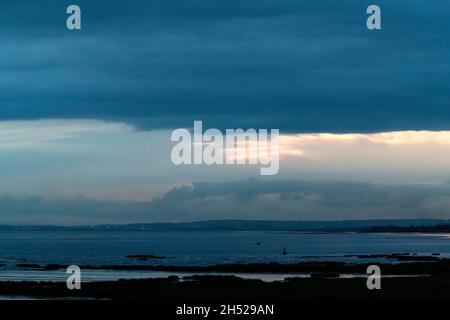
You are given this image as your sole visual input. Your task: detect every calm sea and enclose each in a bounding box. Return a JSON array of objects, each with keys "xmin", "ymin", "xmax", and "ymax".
[{"xmin": 0, "ymin": 230, "xmax": 448, "ymax": 281}]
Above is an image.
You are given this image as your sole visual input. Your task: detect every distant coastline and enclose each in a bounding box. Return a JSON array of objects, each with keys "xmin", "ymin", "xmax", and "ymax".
[
  {"xmin": 361, "ymin": 224, "xmax": 450, "ymax": 233},
  {"xmin": 1, "ymin": 218, "xmax": 449, "ymax": 232}
]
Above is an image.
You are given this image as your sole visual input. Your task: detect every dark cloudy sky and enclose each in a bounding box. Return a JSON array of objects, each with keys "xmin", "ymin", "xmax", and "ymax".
[
  {"xmin": 2, "ymin": 0, "xmax": 449, "ymax": 131},
  {"xmin": 0, "ymin": 1, "xmax": 449, "ymax": 224}
]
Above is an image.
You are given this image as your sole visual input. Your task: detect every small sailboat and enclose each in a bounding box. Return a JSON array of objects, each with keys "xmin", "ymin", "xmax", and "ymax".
[{"xmin": 282, "ymin": 247, "xmax": 287, "ymax": 255}]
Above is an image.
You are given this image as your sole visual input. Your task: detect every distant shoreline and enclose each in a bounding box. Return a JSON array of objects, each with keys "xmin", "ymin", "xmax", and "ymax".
[{"xmin": 1, "ymin": 218, "xmax": 450, "ymax": 232}]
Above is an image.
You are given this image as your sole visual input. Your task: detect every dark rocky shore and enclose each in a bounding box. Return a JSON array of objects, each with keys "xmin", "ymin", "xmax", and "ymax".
[
  {"xmin": 3, "ymin": 254, "xmax": 450, "ymax": 300},
  {"xmin": 2, "ymin": 275, "xmax": 450, "ymax": 300}
]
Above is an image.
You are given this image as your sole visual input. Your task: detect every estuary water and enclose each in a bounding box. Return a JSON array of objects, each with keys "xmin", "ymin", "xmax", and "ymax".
[{"xmin": 0, "ymin": 230, "xmax": 448, "ymax": 281}]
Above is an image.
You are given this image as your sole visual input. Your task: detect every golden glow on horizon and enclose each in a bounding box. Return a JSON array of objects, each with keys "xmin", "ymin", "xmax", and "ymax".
[
  {"xmin": 199, "ymin": 130, "xmax": 450, "ymax": 161},
  {"xmin": 280, "ymin": 131, "xmax": 450, "ymax": 145},
  {"xmin": 278, "ymin": 130, "xmax": 450, "ymax": 158}
]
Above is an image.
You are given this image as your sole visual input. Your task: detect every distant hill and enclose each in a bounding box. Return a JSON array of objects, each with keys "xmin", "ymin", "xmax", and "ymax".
[{"xmin": 0, "ymin": 219, "xmax": 448, "ymax": 232}]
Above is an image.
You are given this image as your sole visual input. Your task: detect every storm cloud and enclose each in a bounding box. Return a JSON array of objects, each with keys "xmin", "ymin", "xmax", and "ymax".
[
  {"xmin": 0, "ymin": 1, "xmax": 449, "ymax": 132},
  {"xmin": 2, "ymin": 179, "xmax": 450, "ymax": 224},
  {"xmin": 149, "ymin": 179, "xmax": 450, "ymax": 221}
]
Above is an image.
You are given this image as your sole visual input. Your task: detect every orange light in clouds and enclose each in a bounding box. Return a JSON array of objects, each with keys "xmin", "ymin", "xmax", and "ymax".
[
  {"xmin": 197, "ymin": 131, "xmax": 450, "ymax": 161},
  {"xmin": 280, "ymin": 131, "xmax": 450, "ymax": 145},
  {"xmin": 277, "ymin": 131, "xmax": 450, "ymax": 158}
]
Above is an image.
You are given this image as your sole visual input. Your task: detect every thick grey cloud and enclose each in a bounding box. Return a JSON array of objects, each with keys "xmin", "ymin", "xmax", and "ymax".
[
  {"xmin": 151, "ymin": 179, "xmax": 450, "ymax": 220},
  {"xmin": 3, "ymin": 179, "xmax": 450, "ymax": 224},
  {"xmin": 0, "ymin": 1, "xmax": 449, "ymax": 132}
]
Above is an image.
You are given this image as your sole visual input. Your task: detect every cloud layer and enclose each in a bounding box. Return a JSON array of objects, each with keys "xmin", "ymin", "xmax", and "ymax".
[
  {"xmin": 0, "ymin": 119, "xmax": 132, "ymax": 149},
  {"xmin": 3, "ymin": 179, "xmax": 450, "ymax": 225},
  {"xmin": 0, "ymin": 0, "xmax": 449, "ymax": 132},
  {"xmin": 2, "ymin": 121, "xmax": 450, "ymax": 203}
]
